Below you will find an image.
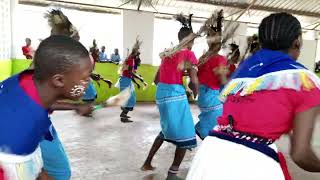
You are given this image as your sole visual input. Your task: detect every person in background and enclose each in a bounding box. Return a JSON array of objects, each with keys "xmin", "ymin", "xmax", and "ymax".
[
  {"xmin": 227, "ymin": 43, "xmax": 240, "ymax": 78},
  {"xmin": 99, "ymin": 46, "xmax": 108, "ymax": 62},
  {"xmin": 90, "ymin": 39, "xmax": 99, "ymax": 62},
  {"xmin": 22, "ymin": 38, "xmax": 34, "ymax": 59},
  {"xmin": 0, "ymin": 35, "xmax": 93, "ymax": 180},
  {"xmin": 110, "ymin": 48, "xmax": 121, "ymax": 64}
]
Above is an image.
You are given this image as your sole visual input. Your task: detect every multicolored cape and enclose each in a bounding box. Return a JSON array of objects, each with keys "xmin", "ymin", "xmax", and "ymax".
[{"xmin": 220, "ymin": 49, "xmax": 320, "ymax": 101}]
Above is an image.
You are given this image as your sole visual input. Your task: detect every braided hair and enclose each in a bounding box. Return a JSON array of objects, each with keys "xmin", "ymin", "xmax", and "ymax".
[
  {"xmin": 258, "ymin": 12, "xmax": 301, "ymax": 50},
  {"xmin": 176, "ymin": 14, "xmax": 194, "ymax": 41},
  {"xmin": 228, "ymin": 43, "xmax": 240, "ymax": 64}
]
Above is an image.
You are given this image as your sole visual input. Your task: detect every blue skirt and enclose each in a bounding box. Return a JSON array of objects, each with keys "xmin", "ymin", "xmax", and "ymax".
[
  {"xmin": 195, "ymin": 85, "xmax": 223, "ymax": 139},
  {"xmin": 119, "ymin": 76, "xmax": 136, "ymax": 110},
  {"xmin": 156, "ymin": 83, "xmax": 197, "ymax": 149},
  {"xmin": 82, "ymin": 81, "xmax": 97, "ymax": 101},
  {"xmin": 40, "ymin": 126, "xmax": 71, "ymax": 180}
]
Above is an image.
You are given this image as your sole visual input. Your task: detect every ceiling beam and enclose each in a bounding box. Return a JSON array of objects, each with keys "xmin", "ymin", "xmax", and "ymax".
[
  {"xmin": 18, "ymin": 0, "xmax": 319, "ymax": 31},
  {"xmin": 179, "ymin": 0, "xmax": 320, "ymax": 18}
]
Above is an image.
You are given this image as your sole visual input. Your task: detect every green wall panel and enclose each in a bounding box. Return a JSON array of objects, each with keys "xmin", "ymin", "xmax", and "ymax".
[
  {"xmin": 10, "ymin": 60, "xmax": 158, "ymax": 102},
  {"xmin": 0, "ymin": 60, "xmax": 12, "ymax": 82}
]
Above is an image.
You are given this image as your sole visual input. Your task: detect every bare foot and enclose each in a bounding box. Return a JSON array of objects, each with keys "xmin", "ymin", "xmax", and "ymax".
[{"xmin": 141, "ymin": 164, "xmax": 156, "ymax": 171}]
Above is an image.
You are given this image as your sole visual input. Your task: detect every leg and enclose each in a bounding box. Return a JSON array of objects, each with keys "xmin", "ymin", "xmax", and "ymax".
[
  {"xmin": 169, "ymin": 147, "xmax": 187, "ymax": 174},
  {"xmin": 141, "ymin": 134, "xmax": 164, "ymax": 171},
  {"xmin": 40, "ymin": 129, "xmax": 71, "ymax": 180},
  {"xmin": 120, "ymin": 107, "xmax": 133, "ymax": 123},
  {"xmin": 166, "ymin": 147, "xmax": 187, "ymax": 180}
]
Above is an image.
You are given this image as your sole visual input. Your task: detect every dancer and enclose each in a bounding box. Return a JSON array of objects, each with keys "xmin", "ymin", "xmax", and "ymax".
[
  {"xmin": 195, "ymin": 10, "xmax": 228, "ymax": 140},
  {"xmin": 118, "ymin": 38, "xmax": 144, "ymax": 123},
  {"xmin": 187, "ymin": 12, "xmax": 320, "ymax": 180},
  {"xmin": 89, "ymin": 39, "xmax": 100, "ymax": 62},
  {"xmin": 239, "ymin": 34, "xmax": 260, "ymax": 64},
  {"xmin": 22, "ymin": 38, "xmax": 34, "ymax": 59},
  {"xmin": 141, "ymin": 14, "xmax": 199, "ymax": 180},
  {"xmin": 227, "ymin": 43, "xmax": 240, "ymax": 78},
  {"xmin": 0, "ymin": 35, "xmax": 93, "ymax": 180},
  {"xmin": 40, "ymin": 9, "xmax": 113, "ymax": 180},
  {"xmin": 132, "ymin": 52, "xmax": 148, "ymax": 89}
]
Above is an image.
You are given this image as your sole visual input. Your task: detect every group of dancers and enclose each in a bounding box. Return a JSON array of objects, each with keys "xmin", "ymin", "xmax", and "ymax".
[
  {"xmin": 141, "ymin": 10, "xmax": 320, "ymax": 180},
  {"xmin": 1, "ymin": 6, "xmax": 320, "ymax": 180}
]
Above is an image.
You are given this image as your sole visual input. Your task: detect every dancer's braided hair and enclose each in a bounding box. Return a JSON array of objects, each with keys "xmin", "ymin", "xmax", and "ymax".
[{"xmin": 258, "ymin": 12, "xmax": 301, "ymax": 50}]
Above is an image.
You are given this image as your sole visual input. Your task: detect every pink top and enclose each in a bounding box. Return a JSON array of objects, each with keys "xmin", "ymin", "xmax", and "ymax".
[
  {"xmin": 159, "ymin": 49, "xmax": 198, "ymax": 85},
  {"xmin": 198, "ymin": 55, "xmax": 227, "ymax": 90},
  {"xmin": 19, "ymin": 71, "xmax": 42, "ymax": 106},
  {"xmin": 122, "ymin": 56, "xmax": 135, "ymax": 78},
  {"xmin": 22, "ymin": 46, "xmax": 33, "ymax": 59},
  {"xmin": 218, "ymin": 88, "xmax": 320, "ymax": 140}
]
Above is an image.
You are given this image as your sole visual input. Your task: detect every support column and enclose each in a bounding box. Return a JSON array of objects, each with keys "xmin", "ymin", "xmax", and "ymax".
[
  {"xmin": 0, "ymin": 0, "xmax": 12, "ymax": 81},
  {"xmin": 299, "ymin": 30, "xmax": 317, "ymax": 70},
  {"xmin": 123, "ymin": 10, "xmax": 154, "ymax": 65},
  {"xmin": 10, "ymin": 0, "xmax": 18, "ymax": 59}
]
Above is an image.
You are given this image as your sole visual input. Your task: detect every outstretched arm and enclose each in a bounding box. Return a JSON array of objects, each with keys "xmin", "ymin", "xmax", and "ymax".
[
  {"xmin": 51, "ymin": 101, "xmax": 94, "ymax": 117},
  {"xmin": 290, "ymin": 106, "xmax": 320, "ymax": 172},
  {"xmin": 187, "ymin": 66, "xmax": 199, "ymax": 98}
]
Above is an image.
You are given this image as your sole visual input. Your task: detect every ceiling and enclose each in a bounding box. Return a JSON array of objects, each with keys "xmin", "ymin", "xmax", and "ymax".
[{"xmin": 19, "ymin": 0, "xmax": 320, "ymax": 31}]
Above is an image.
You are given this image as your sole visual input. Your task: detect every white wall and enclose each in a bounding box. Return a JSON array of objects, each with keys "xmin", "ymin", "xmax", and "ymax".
[
  {"xmin": 0, "ymin": 0, "xmax": 12, "ymax": 60},
  {"xmin": 123, "ymin": 10, "xmax": 154, "ymax": 64},
  {"xmin": 298, "ymin": 40, "xmax": 317, "ymax": 70},
  {"xmin": 316, "ymin": 39, "xmax": 320, "ymax": 63},
  {"xmin": 152, "ymin": 18, "xmax": 207, "ymax": 66},
  {"xmin": 14, "ymin": 4, "xmax": 123, "ymax": 59}
]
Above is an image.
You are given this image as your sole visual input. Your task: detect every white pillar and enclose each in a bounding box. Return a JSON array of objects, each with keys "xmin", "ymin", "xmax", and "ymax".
[
  {"xmin": 122, "ymin": 10, "xmax": 154, "ymax": 65},
  {"xmin": 223, "ymin": 22, "xmax": 248, "ymax": 57},
  {"xmin": 10, "ymin": 0, "xmax": 18, "ymax": 58},
  {"xmin": 0, "ymin": 0, "xmax": 12, "ymax": 60},
  {"xmin": 0, "ymin": 0, "xmax": 12, "ymax": 81}
]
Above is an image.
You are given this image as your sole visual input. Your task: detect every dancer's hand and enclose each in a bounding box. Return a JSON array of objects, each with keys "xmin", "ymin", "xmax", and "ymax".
[
  {"xmin": 186, "ymin": 87, "xmax": 193, "ymax": 96},
  {"xmin": 76, "ymin": 104, "xmax": 94, "ymax": 117},
  {"xmin": 37, "ymin": 169, "xmax": 53, "ymax": 180}
]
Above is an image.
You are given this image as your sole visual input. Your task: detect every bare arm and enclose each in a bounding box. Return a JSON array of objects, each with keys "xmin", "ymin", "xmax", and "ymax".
[
  {"xmin": 51, "ymin": 102, "xmax": 79, "ymax": 110},
  {"xmin": 51, "ymin": 102, "xmax": 93, "ymax": 117},
  {"xmin": 213, "ymin": 65, "xmax": 228, "ymax": 85},
  {"xmin": 187, "ymin": 66, "xmax": 199, "ymax": 97},
  {"xmin": 290, "ymin": 106, "xmax": 320, "ymax": 172}
]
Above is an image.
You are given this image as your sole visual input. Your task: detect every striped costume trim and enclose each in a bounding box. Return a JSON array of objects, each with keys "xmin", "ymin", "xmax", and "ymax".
[
  {"xmin": 159, "ymin": 132, "xmax": 197, "ymax": 149},
  {"xmin": 220, "ymin": 69, "xmax": 320, "ymax": 101},
  {"xmin": 199, "ymin": 104, "xmax": 223, "ymax": 113},
  {"xmin": 156, "ymin": 95, "xmax": 187, "ymax": 105}
]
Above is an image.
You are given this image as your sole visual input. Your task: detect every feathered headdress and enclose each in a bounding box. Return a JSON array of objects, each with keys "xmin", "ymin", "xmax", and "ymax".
[
  {"xmin": 228, "ymin": 43, "xmax": 240, "ymax": 63},
  {"xmin": 174, "ymin": 13, "xmax": 193, "ymax": 31},
  {"xmin": 44, "ymin": 9, "xmax": 78, "ymax": 39},
  {"xmin": 131, "ymin": 36, "xmax": 143, "ymax": 55},
  {"xmin": 198, "ymin": 10, "xmax": 239, "ymax": 66},
  {"xmin": 239, "ymin": 34, "xmax": 260, "ymax": 63},
  {"xmin": 118, "ymin": 36, "xmax": 143, "ymax": 75},
  {"xmin": 201, "ymin": 10, "xmax": 223, "ymax": 36}
]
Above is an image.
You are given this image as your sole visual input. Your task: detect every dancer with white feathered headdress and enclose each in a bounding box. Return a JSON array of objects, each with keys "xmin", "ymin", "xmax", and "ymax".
[{"xmin": 141, "ymin": 13, "xmax": 199, "ymax": 180}]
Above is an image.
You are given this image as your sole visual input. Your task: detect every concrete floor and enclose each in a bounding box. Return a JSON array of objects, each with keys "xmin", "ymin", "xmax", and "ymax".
[{"xmin": 51, "ymin": 104, "xmax": 320, "ymax": 180}]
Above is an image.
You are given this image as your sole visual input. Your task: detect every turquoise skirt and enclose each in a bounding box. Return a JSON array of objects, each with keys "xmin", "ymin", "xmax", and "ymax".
[
  {"xmin": 119, "ymin": 76, "xmax": 136, "ymax": 110},
  {"xmin": 195, "ymin": 85, "xmax": 223, "ymax": 139},
  {"xmin": 156, "ymin": 83, "xmax": 197, "ymax": 149}
]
